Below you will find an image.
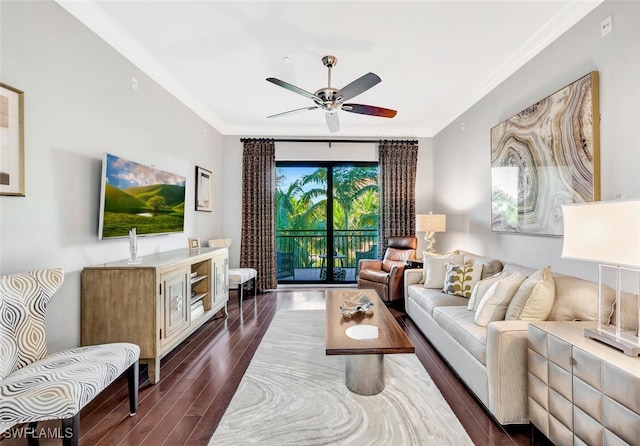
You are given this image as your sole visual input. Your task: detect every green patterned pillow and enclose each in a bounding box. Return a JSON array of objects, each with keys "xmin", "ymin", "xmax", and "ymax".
[{"xmin": 443, "ymin": 263, "xmax": 483, "ymax": 298}]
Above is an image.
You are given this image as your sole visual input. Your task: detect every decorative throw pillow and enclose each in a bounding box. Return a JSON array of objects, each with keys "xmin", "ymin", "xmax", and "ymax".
[
  {"xmin": 474, "ymin": 272, "xmax": 527, "ymax": 326},
  {"xmin": 506, "ymin": 266, "xmax": 556, "ymax": 321},
  {"xmin": 467, "ymin": 269, "xmax": 511, "ymax": 311},
  {"xmin": 422, "ymin": 252, "xmax": 464, "ymax": 288},
  {"xmin": 547, "ymin": 275, "xmax": 616, "ymax": 324},
  {"xmin": 442, "ymin": 263, "xmax": 483, "ymax": 298},
  {"xmin": 456, "ymin": 250, "xmax": 504, "ymax": 279}
]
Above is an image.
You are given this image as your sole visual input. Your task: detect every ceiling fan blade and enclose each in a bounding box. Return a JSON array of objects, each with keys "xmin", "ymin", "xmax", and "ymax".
[
  {"xmin": 268, "ymin": 106, "xmax": 319, "ymax": 119},
  {"xmin": 342, "ymin": 103, "xmax": 397, "ymax": 118},
  {"xmin": 266, "ymin": 77, "xmax": 322, "ymax": 102},
  {"xmin": 335, "ymin": 72, "xmax": 381, "ymax": 102},
  {"xmin": 325, "ymin": 111, "xmax": 340, "ymax": 133}
]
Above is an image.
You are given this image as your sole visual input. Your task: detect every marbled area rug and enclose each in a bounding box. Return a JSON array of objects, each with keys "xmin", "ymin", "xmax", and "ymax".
[{"xmin": 209, "ymin": 310, "xmax": 474, "ymax": 446}]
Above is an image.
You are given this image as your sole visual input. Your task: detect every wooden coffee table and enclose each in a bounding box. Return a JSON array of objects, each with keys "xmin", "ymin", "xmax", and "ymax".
[{"xmin": 325, "ymin": 289, "xmax": 414, "ymax": 395}]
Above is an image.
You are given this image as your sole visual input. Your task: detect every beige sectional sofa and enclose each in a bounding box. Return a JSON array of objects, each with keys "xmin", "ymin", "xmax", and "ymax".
[{"xmin": 403, "ymin": 250, "xmax": 637, "ymax": 426}]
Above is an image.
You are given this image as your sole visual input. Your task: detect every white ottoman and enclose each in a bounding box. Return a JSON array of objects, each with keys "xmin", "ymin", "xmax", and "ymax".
[{"xmin": 229, "ymin": 267, "xmax": 257, "ymax": 311}]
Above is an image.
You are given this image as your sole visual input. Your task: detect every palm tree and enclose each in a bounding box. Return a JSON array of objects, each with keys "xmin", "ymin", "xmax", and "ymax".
[
  {"xmin": 275, "ymin": 166, "xmax": 379, "ymax": 272},
  {"xmin": 301, "ymin": 166, "xmax": 378, "ymax": 230}
]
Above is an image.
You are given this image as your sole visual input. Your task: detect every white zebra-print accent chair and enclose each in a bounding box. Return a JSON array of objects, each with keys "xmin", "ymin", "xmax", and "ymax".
[{"xmin": 0, "ymin": 268, "xmax": 140, "ymax": 446}]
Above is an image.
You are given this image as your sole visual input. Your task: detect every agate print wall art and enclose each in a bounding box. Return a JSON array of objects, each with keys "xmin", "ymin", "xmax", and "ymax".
[{"xmin": 490, "ymin": 72, "xmax": 600, "ymax": 236}]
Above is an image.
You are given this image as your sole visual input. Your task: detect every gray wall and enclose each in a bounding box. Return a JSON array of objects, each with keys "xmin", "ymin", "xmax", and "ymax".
[
  {"xmin": 0, "ymin": 1, "xmax": 224, "ymax": 351},
  {"xmin": 433, "ymin": 0, "xmax": 640, "ymax": 281}
]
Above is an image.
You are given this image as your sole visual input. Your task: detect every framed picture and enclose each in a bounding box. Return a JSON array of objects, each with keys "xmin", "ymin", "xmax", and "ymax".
[
  {"xmin": 188, "ymin": 237, "xmax": 200, "ymax": 249},
  {"xmin": 490, "ymin": 72, "xmax": 600, "ymax": 236},
  {"xmin": 0, "ymin": 83, "xmax": 25, "ymax": 196},
  {"xmin": 195, "ymin": 165, "xmax": 213, "ymax": 212}
]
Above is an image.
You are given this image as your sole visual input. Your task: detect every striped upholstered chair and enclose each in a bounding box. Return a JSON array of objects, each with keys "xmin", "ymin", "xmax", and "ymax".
[{"xmin": 0, "ymin": 268, "xmax": 140, "ymax": 446}]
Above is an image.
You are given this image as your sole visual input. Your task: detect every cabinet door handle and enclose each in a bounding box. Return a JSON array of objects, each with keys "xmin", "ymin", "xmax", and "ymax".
[{"xmin": 175, "ymin": 295, "xmax": 183, "ymax": 312}]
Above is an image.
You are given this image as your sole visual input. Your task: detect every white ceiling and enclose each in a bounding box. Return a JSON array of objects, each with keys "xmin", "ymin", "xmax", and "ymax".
[{"xmin": 57, "ymin": 0, "xmax": 604, "ymax": 137}]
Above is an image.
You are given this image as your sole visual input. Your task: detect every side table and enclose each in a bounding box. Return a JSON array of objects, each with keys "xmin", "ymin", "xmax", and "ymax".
[
  {"xmin": 527, "ymin": 321, "xmax": 640, "ymax": 446},
  {"xmin": 404, "ymin": 260, "xmax": 423, "ymax": 269}
]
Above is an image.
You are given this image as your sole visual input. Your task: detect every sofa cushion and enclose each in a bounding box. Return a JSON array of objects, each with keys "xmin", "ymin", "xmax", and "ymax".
[
  {"xmin": 443, "ymin": 262, "xmax": 483, "ymax": 298},
  {"xmin": 547, "ymin": 275, "xmax": 616, "ymax": 324},
  {"xmin": 433, "ymin": 306, "xmax": 488, "ymax": 364},
  {"xmin": 474, "ymin": 272, "xmax": 527, "ymax": 326},
  {"xmin": 422, "ymin": 252, "xmax": 464, "ymax": 288},
  {"xmin": 467, "ymin": 269, "xmax": 512, "ymax": 312},
  {"xmin": 610, "ymin": 291, "xmax": 639, "ymax": 331},
  {"xmin": 502, "ymin": 262, "xmax": 537, "ymax": 277},
  {"xmin": 456, "ymin": 250, "xmax": 504, "ymax": 279},
  {"xmin": 407, "ymin": 285, "xmax": 468, "ymax": 317},
  {"xmin": 506, "ymin": 266, "xmax": 556, "ymax": 321}
]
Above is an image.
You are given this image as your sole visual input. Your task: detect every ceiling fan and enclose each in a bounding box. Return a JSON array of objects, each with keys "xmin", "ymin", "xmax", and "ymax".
[{"xmin": 266, "ymin": 55, "xmax": 397, "ymax": 133}]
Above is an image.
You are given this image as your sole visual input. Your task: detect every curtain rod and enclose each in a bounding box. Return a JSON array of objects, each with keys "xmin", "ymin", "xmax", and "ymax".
[{"xmin": 239, "ymin": 138, "xmax": 418, "ymax": 144}]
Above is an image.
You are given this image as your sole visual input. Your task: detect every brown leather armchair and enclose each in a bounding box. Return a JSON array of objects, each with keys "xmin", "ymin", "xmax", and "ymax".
[{"xmin": 357, "ymin": 236, "xmax": 417, "ymax": 303}]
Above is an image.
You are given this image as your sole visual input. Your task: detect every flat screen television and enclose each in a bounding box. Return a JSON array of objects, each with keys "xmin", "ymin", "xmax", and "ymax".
[{"xmin": 98, "ymin": 153, "xmax": 186, "ymax": 239}]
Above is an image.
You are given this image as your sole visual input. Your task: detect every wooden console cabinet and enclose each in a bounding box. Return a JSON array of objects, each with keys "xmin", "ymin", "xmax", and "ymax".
[{"xmin": 81, "ymin": 247, "xmax": 229, "ymax": 384}]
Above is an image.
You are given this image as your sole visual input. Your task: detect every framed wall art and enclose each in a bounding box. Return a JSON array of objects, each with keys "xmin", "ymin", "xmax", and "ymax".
[
  {"xmin": 188, "ymin": 237, "xmax": 201, "ymax": 249},
  {"xmin": 490, "ymin": 71, "xmax": 600, "ymax": 236},
  {"xmin": 195, "ymin": 165, "xmax": 213, "ymax": 212},
  {"xmin": 0, "ymin": 83, "xmax": 25, "ymax": 196}
]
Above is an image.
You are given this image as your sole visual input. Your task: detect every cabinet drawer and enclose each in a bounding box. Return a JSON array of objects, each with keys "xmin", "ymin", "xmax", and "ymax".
[
  {"xmin": 548, "ymin": 334, "xmax": 572, "ymax": 371},
  {"xmin": 574, "ymin": 376, "xmax": 603, "ymax": 422},
  {"xmin": 574, "ymin": 347, "xmax": 602, "ymax": 390},
  {"xmin": 529, "ymin": 396, "xmax": 549, "ymax": 436},
  {"xmin": 603, "ymin": 362, "xmax": 640, "ymax": 414},
  {"xmin": 528, "ymin": 325, "xmax": 548, "ymax": 357},
  {"xmin": 549, "ymin": 414, "xmax": 574, "ymax": 446},
  {"xmin": 528, "ymin": 348, "xmax": 547, "ymax": 383},
  {"xmin": 604, "ymin": 429, "xmax": 633, "ymax": 446},
  {"xmin": 604, "ymin": 396, "xmax": 640, "ymax": 446},
  {"xmin": 549, "ymin": 361, "xmax": 572, "ymax": 401},
  {"xmin": 549, "ymin": 388, "xmax": 572, "ymax": 430},
  {"xmin": 528, "ymin": 372, "xmax": 548, "ymax": 410},
  {"xmin": 574, "ymin": 405, "xmax": 604, "ymax": 446}
]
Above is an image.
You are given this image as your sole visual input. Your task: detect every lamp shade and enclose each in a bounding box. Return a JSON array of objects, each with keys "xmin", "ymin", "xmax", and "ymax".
[
  {"xmin": 416, "ymin": 213, "xmax": 446, "ymax": 233},
  {"xmin": 561, "ymin": 200, "xmax": 640, "ymax": 268}
]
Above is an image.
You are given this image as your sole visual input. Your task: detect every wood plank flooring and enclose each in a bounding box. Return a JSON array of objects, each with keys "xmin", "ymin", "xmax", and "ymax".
[{"xmin": 1, "ymin": 289, "xmax": 535, "ymax": 445}]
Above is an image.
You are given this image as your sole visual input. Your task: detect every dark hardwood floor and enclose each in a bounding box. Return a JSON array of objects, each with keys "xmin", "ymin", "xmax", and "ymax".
[{"xmin": 2, "ymin": 289, "xmax": 534, "ymax": 445}]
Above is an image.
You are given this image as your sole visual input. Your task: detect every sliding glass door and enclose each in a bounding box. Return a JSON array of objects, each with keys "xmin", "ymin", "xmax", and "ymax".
[{"xmin": 276, "ymin": 162, "xmax": 379, "ymax": 284}]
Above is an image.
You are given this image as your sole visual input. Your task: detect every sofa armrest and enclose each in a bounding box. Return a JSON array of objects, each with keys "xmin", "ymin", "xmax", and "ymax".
[
  {"xmin": 485, "ymin": 320, "xmax": 531, "ymax": 424},
  {"xmin": 403, "ymin": 269, "xmax": 423, "ymax": 309},
  {"xmin": 405, "ymin": 268, "xmax": 423, "ymax": 286}
]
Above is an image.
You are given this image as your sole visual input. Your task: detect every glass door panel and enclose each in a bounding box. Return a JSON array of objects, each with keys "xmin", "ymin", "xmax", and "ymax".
[{"xmin": 276, "ymin": 163, "xmax": 378, "ymax": 284}]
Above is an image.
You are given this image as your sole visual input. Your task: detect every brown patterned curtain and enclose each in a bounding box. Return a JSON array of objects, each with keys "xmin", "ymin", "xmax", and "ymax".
[
  {"xmin": 240, "ymin": 139, "xmax": 277, "ymax": 291},
  {"xmin": 378, "ymin": 140, "xmax": 419, "ymax": 254}
]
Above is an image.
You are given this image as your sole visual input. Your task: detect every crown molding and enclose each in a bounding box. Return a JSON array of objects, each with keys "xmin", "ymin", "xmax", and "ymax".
[
  {"xmin": 431, "ymin": 0, "xmax": 605, "ymax": 136},
  {"xmin": 55, "ymin": 0, "xmax": 228, "ymax": 133},
  {"xmin": 56, "ymin": 0, "xmax": 603, "ymax": 138}
]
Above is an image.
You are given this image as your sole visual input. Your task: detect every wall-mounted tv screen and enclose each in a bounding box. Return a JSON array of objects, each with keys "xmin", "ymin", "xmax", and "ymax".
[{"xmin": 99, "ymin": 153, "xmax": 186, "ymax": 239}]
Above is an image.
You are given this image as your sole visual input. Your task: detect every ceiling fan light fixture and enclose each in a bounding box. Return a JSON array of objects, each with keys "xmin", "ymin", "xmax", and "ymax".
[{"xmin": 266, "ymin": 55, "xmax": 396, "ymax": 132}]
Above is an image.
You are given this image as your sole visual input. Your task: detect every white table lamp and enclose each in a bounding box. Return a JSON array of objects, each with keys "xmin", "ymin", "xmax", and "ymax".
[
  {"xmin": 416, "ymin": 213, "xmax": 446, "ymax": 253},
  {"xmin": 562, "ymin": 200, "xmax": 640, "ymax": 356}
]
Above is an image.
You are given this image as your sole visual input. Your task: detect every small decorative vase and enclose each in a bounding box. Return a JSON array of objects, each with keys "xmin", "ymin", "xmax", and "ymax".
[{"xmin": 127, "ymin": 227, "xmax": 141, "ymax": 264}]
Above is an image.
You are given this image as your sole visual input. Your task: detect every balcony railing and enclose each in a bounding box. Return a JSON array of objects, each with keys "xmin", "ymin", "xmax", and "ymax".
[{"xmin": 276, "ymin": 229, "xmax": 378, "ymax": 281}]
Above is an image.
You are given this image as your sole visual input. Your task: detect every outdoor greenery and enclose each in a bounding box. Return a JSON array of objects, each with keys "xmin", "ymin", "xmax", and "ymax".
[
  {"xmin": 275, "ymin": 166, "xmax": 379, "ymax": 271},
  {"xmin": 276, "ymin": 166, "xmax": 379, "ymax": 231}
]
